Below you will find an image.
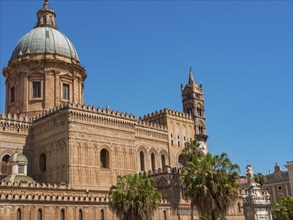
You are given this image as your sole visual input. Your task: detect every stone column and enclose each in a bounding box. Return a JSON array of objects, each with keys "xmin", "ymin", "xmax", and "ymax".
[
  {"xmin": 284, "ymin": 161, "xmax": 293, "ymax": 196},
  {"xmin": 242, "ymin": 164, "xmax": 272, "ymax": 220}
]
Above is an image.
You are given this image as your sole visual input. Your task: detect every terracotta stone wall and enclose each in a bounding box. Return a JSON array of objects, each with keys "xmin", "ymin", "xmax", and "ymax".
[
  {"xmin": 3, "ymin": 55, "xmax": 86, "ymax": 117},
  {"xmin": 0, "ymin": 114, "xmax": 33, "ymax": 179}
]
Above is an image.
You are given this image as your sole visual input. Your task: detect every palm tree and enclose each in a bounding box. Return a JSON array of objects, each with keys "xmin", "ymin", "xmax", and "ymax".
[
  {"xmin": 109, "ymin": 172, "xmax": 160, "ymax": 220},
  {"xmin": 180, "ymin": 139, "xmax": 240, "ymax": 220}
]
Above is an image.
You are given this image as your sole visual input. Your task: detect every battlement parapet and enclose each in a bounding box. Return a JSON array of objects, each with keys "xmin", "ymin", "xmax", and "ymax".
[
  {"xmin": 0, "ymin": 112, "xmax": 31, "ymax": 122},
  {"xmin": 136, "ymin": 120, "xmax": 167, "ymax": 131},
  {"xmin": 0, "ymin": 181, "xmax": 111, "ymax": 203},
  {"xmin": 32, "ymin": 103, "xmax": 137, "ymax": 122},
  {"xmin": 141, "ymin": 108, "xmax": 193, "ymax": 121},
  {"xmin": 0, "ymin": 112, "xmax": 32, "ymax": 133}
]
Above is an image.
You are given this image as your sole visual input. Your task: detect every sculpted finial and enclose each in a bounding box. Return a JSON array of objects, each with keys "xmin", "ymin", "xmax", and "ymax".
[{"xmin": 246, "ymin": 164, "xmax": 255, "ymax": 184}]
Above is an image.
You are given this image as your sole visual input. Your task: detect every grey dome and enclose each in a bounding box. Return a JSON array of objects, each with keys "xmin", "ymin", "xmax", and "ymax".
[
  {"xmin": 11, "ymin": 27, "xmax": 79, "ymax": 61},
  {"xmin": 8, "ymin": 153, "xmax": 28, "ymax": 163}
]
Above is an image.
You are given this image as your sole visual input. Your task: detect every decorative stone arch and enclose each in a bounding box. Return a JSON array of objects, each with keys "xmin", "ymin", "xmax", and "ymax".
[
  {"xmin": 99, "ymin": 145, "xmax": 111, "ymax": 169},
  {"xmin": 0, "ymin": 150, "xmax": 13, "ymax": 175},
  {"xmin": 137, "ymin": 146, "xmax": 147, "ymax": 172},
  {"xmin": 197, "ymin": 120, "xmax": 206, "ymax": 135},
  {"xmin": 0, "ymin": 150, "xmax": 13, "ymax": 161},
  {"xmin": 148, "ymin": 147, "xmax": 159, "ymax": 172},
  {"xmin": 177, "ymin": 151, "xmax": 186, "ymax": 168},
  {"xmin": 196, "ymin": 102, "xmax": 204, "ymax": 117},
  {"xmin": 159, "ymin": 149, "xmax": 168, "ymax": 170}
]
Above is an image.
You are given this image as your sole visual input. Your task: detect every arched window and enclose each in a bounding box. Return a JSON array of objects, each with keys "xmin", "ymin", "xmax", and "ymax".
[
  {"xmin": 238, "ymin": 202, "xmax": 241, "ymax": 213},
  {"xmin": 79, "ymin": 209, "xmax": 83, "ymax": 220},
  {"xmin": 161, "ymin": 154, "xmax": 166, "ymax": 171},
  {"xmin": 186, "ymin": 107, "xmax": 193, "ymax": 115},
  {"xmin": 140, "ymin": 151, "xmax": 145, "ymax": 171},
  {"xmin": 1, "ymin": 154, "xmax": 10, "ymax": 175},
  {"xmin": 39, "ymin": 153, "xmax": 46, "ymax": 172},
  {"xmin": 198, "ymin": 125, "xmax": 203, "ymax": 134},
  {"xmin": 38, "ymin": 209, "xmax": 42, "ymax": 220},
  {"xmin": 100, "ymin": 209, "xmax": 104, "ymax": 220},
  {"xmin": 197, "ymin": 107, "xmax": 203, "ymax": 117},
  {"xmin": 100, "ymin": 149, "xmax": 109, "ymax": 168},
  {"xmin": 10, "ymin": 86, "xmax": 15, "ymax": 103},
  {"xmin": 178, "ymin": 155, "xmax": 185, "ymax": 168},
  {"xmin": 43, "ymin": 16, "xmax": 46, "ymax": 24},
  {"xmin": 163, "ymin": 210, "xmax": 167, "ymax": 220},
  {"xmin": 61, "ymin": 209, "xmax": 65, "ymax": 220},
  {"xmin": 49, "ymin": 16, "xmax": 53, "ymax": 25},
  {"xmin": 151, "ymin": 153, "xmax": 156, "ymax": 171},
  {"xmin": 17, "ymin": 208, "xmax": 21, "ymax": 220}
]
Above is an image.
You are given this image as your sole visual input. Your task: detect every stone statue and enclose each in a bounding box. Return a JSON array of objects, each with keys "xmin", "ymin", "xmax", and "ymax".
[{"xmin": 246, "ymin": 164, "xmax": 255, "ymax": 184}]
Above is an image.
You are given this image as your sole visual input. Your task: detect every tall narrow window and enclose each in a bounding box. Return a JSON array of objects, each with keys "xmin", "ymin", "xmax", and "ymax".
[
  {"xmin": 63, "ymin": 83, "xmax": 70, "ymax": 100},
  {"xmin": 61, "ymin": 209, "xmax": 65, "ymax": 220},
  {"xmin": 79, "ymin": 209, "xmax": 83, "ymax": 220},
  {"xmin": 163, "ymin": 210, "xmax": 167, "ymax": 220},
  {"xmin": 10, "ymin": 86, "xmax": 15, "ymax": 103},
  {"xmin": 33, "ymin": 82, "xmax": 41, "ymax": 98},
  {"xmin": 100, "ymin": 148, "xmax": 109, "ymax": 168},
  {"xmin": 39, "ymin": 153, "xmax": 46, "ymax": 172},
  {"xmin": 43, "ymin": 16, "xmax": 46, "ymax": 24},
  {"xmin": 38, "ymin": 209, "xmax": 42, "ymax": 220},
  {"xmin": 238, "ymin": 202, "xmax": 241, "ymax": 213},
  {"xmin": 49, "ymin": 16, "xmax": 53, "ymax": 25},
  {"xmin": 151, "ymin": 153, "xmax": 155, "ymax": 171},
  {"xmin": 17, "ymin": 208, "xmax": 21, "ymax": 220},
  {"xmin": 140, "ymin": 151, "xmax": 145, "ymax": 171},
  {"xmin": 100, "ymin": 209, "xmax": 105, "ymax": 220},
  {"xmin": 198, "ymin": 126, "xmax": 203, "ymax": 134},
  {"xmin": 1, "ymin": 154, "xmax": 10, "ymax": 175},
  {"xmin": 187, "ymin": 107, "xmax": 192, "ymax": 115},
  {"xmin": 161, "ymin": 154, "xmax": 166, "ymax": 170}
]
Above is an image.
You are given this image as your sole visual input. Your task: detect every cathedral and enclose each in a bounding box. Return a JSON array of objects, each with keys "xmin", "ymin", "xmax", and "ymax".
[{"xmin": 0, "ymin": 1, "xmax": 245, "ymax": 219}]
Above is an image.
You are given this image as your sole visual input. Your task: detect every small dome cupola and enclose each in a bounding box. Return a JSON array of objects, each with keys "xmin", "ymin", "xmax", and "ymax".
[
  {"xmin": 1, "ymin": 151, "xmax": 36, "ymax": 184},
  {"xmin": 35, "ymin": 0, "xmax": 57, "ymax": 29}
]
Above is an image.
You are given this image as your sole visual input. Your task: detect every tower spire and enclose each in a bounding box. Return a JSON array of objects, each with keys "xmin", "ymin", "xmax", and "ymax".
[{"xmin": 188, "ymin": 67, "xmax": 195, "ymax": 85}]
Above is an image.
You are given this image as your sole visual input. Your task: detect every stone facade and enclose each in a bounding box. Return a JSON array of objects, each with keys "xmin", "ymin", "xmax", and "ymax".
[
  {"xmin": 263, "ymin": 163, "xmax": 292, "ymax": 203},
  {"xmin": 0, "ymin": 1, "xmax": 246, "ymax": 219}
]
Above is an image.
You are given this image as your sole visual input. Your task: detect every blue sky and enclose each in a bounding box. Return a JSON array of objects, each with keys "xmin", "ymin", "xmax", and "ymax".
[{"xmin": 0, "ymin": 0, "xmax": 292, "ymax": 175}]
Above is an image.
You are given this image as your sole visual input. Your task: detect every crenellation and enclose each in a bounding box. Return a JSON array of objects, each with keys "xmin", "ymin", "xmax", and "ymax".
[{"xmin": 141, "ymin": 108, "xmax": 193, "ymax": 122}]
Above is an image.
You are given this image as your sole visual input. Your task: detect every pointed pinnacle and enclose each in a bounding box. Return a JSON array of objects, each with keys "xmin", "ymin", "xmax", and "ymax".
[{"xmin": 188, "ymin": 67, "xmax": 195, "ymax": 85}]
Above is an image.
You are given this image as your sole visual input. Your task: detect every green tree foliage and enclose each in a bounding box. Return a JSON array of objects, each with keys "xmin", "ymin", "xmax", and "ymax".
[
  {"xmin": 180, "ymin": 139, "xmax": 240, "ymax": 220},
  {"xmin": 272, "ymin": 196, "xmax": 293, "ymax": 220},
  {"xmin": 109, "ymin": 172, "xmax": 160, "ymax": 220}
]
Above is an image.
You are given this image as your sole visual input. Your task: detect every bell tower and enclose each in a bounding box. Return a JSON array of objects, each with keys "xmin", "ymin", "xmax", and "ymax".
[{"xmin": 181, "ymin": 68, "xmax": 208, "ymax": 150}]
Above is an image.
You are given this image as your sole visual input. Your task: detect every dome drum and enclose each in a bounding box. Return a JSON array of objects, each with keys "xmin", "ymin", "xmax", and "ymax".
[{"xmin": 2, "ymin": 1, "xmax": 86, "ymax": 117}]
